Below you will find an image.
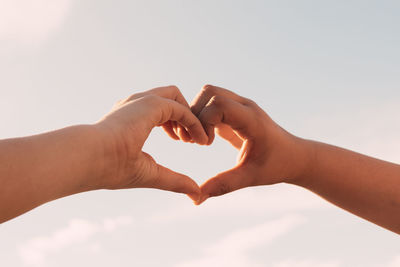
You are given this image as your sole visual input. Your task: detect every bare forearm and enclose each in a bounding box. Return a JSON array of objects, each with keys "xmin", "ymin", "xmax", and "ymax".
[
  {"xmin": 0, "ymin": 125, "xmax": 105, "ymax": 223},
  {"xmin": 294, "ymin": 139, "xmax": 400, "ymax": 233}
]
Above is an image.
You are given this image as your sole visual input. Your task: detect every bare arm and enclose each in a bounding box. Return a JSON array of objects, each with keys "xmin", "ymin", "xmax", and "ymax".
[
  {"xmin": 297, "ymin": 140, "xmax": 400, "ymax": 233},
  {"xmin": 0, "ymin": 86, "xmax": 208, "ymax": 223},
  {"xmin": 192, "ymin": 85, "xmax": 400, "ymax": 234},
  {"xmin": 0, "ymin": 125, "xmax": 105, "ymax": 223}
]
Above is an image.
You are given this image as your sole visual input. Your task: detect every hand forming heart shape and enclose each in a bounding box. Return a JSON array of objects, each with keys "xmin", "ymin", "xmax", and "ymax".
[
  {"xmin": 188, "ymin": 85, "xmax": 308, "ymax": 204},
  {"xmin": 96, "ymin": 85, "xmax": 309, "ymax": 205}
]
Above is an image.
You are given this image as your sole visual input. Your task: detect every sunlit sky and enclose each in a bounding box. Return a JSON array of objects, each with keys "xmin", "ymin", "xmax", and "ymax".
[{"xmin": 1, "ymin": 0, "xmax": 399, "ymax": 266}]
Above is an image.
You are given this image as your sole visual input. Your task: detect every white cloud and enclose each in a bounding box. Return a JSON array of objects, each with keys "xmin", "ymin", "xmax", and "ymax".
[
  {"xmin": 149, "ymin": 185, "xmax": 331, "ymax": 224},
  {"xmin": 176, "ymin": 214, "xmax": 341, "ymax": 267},
  {"xmin": 103, "ymin": 216, "xmax": 133, "ymax": 232},
  {"xmin": 18, "ymin": 216, "xmax": 133, "ymax": 266},
  {"xmin": 176, "ymin": 215, "xmax": 307, "ymax": 267},
  {"xmin": 0, "ymin": 0, "xmax": 72, "ymax": 44},
  {"xmin": 205, "ymin": 215, "xmax": 307, "ymax": 255}
]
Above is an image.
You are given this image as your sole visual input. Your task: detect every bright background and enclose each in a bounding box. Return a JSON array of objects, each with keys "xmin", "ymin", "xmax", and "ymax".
[{"xmin": 0, "ymin": 0, "xmax": 399, "ymax": 266}]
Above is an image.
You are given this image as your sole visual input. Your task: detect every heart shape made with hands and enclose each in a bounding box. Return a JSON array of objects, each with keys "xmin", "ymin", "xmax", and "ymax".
[{"xmin": 132, "ymin": 84, "xmax": 293, "ymax": 206}]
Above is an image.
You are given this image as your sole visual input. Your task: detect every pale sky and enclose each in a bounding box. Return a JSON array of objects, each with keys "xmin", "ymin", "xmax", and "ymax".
[{"xmin": 0, "ymin": 0, "xmax": 399, "ymax": 266}]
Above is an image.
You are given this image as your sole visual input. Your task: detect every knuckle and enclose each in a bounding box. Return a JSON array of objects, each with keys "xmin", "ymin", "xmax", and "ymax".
[
  {"xmin": 201, "ymin": 84, "xmax": 216, "ymax": 95},
  {"xmin": 140, "ymin": 94, "xmax": 161, "ymax": 105},
  {"xmin": 208, "ymin": 95, "xmax": 225, "ymax": 108},
  {"xmin": 241, "ymin": 97, "xmax": 257, "ymax": 107},
  {"xmin": 199, "ymin": 96, "xmax": 225, "ymax": 124},
  {"xmin": 125, "ymin": 92, "xmax": 143, "ymax": 102},
  {"xmin": 244, "ymin": 97, "xmax": 255, "ymax": 105},
  {"xmin": 168, "ymin": 85, "xmax": 179, "ymax": 91},
  {"xmin": 165, "ymin": 85, "xmax": 180, "ymax": 96}
]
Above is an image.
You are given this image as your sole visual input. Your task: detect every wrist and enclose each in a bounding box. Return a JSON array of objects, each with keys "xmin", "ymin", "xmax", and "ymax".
[
  {"xmin": 69, "ymin": 125, "xmax": 114, "ymax": 192},
  {"xmin": 91, "ymin": 121, "xmax": 129, "ymax": 190},
  {"xmin": 284, "ymin": 137, "xmax": 317, "ymax": 187}
]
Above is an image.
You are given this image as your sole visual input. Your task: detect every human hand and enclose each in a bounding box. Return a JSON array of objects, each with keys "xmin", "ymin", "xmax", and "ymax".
[
  {"xmin": 191, "ymin": 85, "xmax": 310, "ymax": 204},
  {"xmin": 94, "ymin": 86, "xmax": 208, "ymax": 201}
]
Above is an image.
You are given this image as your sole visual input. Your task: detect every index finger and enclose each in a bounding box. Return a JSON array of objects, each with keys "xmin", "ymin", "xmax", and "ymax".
[
  {"xmin": 191, "ymin": 85, "xmax": 253, "ymax": 116},
  {"xmin": 129, "ymin": 86, "xmax": 197, "ymax": 142},
  {"xmin": 145, "ymin": 95, "xmax": 209, "ymax": 145},
  {"xmin": 198, "ymin": 95, "xmax": 258, "ymax": 145}
]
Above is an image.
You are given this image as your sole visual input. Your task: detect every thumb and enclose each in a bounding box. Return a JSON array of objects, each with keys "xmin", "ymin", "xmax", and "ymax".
[
  {"xmin": 197, "ymin": 165, "xmax": 253, "ymax": 205},
  {"xmin": 145, "ymin": 163, "xmax": 201, "ymax": 203}
]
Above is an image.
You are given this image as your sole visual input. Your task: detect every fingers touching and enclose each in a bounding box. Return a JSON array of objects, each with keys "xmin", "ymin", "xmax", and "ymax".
[
  {"xmin": 191, "ymin": 85, "xmax": 251, "ymax": 116},
  {"xmin": 196, "ymin": 165, "xmax": 254, "ymax": 205},
  {"xmin": 131, "ymin": 86, "xmax": 193, "ymax": 142},
  {"xmin": 155, "ymin": 97, "xmax": 209, "ymax": 145},
  {"xmin": 121, "ymin": 85, "xmax": 209, "ymax": 145},
  {"xmin": 113, "ymin": 85, "xmax": 264, "ymax": 204},
  {"xmin": 198, "ymin": 95, "xmax": 257, "ymax": 144},
  {"xmin": 191, "ymin": 85, "xmax": 261, "ymax": 145},
  {"xmin": 131, "ymin": 85, "xmax": 256, "ymax": 203}
]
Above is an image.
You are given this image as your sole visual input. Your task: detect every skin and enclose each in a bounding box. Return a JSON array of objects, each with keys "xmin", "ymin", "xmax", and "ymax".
[
  {"xmin": 191, "ymin": 85, "xmax": 400, "ymax": 234},
  {"xmin": 0, "ymin": 86, "xmax": 208, "ymax": 223},
  {"xmin": 1, "ymin": 84, "xmax": 399, "ymax": 235}
]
